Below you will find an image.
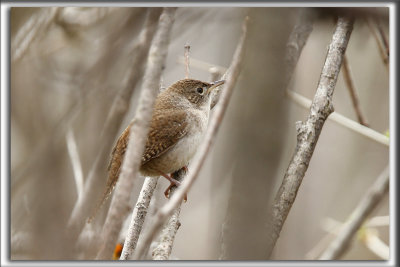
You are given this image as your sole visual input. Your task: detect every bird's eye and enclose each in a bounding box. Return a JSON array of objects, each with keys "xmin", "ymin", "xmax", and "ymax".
[{"xmin": 196, "ymin": 87, "xmax": 204, "ymax": 94}]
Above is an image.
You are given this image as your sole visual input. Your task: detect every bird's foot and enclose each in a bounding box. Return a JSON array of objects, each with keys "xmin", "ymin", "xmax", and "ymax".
[{"xmin": 164, "ymin": 180, "xmax": 187, "ymax": 202}]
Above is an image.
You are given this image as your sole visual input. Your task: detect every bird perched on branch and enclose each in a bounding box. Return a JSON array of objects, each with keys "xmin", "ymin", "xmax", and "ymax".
[{"xmin": 88, "ymin": 78, "xmax": 225, "ymax": 222}]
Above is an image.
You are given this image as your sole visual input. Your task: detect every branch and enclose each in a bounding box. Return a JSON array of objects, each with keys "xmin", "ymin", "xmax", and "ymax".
[
  {"xmin": 12, "ymin": 7, "xmax": 60, "ymax": 63},
  {"xmin": 132, "ymin": 15, "xmax": 249, "ymax": 260},
  {"xmin": 342, "ymin": 55, "xmax": 369, "ymax": 126},
  {"xmin": 95, "ymin": 7, "xmax": 177, "ymax": 260},
  {"xmin": 266, "ymin": 16, "xmax": 354, "ymax": 258},
  {"xmin": 365, "ymin": 16, "xmax": 389, "ymax": 70},
  {"xmin": 284, "ymin": 8, "xmax": 315, "ymax": 85},
  {"xmin": 184, "ymin": 43, "xmax": 190, "ymax": 78},
  {"xmin": 151, "ymin": 169, "xmax": 186, "ymax": 260},
  {"xmin": 67, "ymin": 8, "xmax": 161, "ymax": 233},
  {"xmin": 119, "ymin": 177, "xmax": 159, "ymax": 260},
  {"xmin": 286, "ymin": 89, "xmax": 389, "ymax": 147},
  {"xmin": 66, "ymin": 129, "xmax": 84, "ymax": 201},
  {"xmin": 319, "ymin": 165, "xmax": 389, "ymax": 260}
]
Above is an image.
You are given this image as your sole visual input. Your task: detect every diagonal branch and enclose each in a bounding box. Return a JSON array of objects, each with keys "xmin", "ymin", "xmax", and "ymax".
[
  {"xmin": 119, "ymin": 176, "xmax": 159, "ymax": 260},
  {"xmin": 266, "ymin": 16, "xmax": 355, "ymax": 258},
  {"xmin": 132, "ymin": 15, "xmax": 249, "ymax": 260},
  {"xmin": 12, "ymin": 7, "xmax": 60, "ymax": 63},
  {"xmin": 95, "ymin": 7, "xmax": 177, "ymax": 260},
  {"xmin": 319, "ymin": 165, "xmax": 389, "ymax": 260},
  {"xmin": 342, "ymin": 55, "xmax": 369, "ymax": 126}
]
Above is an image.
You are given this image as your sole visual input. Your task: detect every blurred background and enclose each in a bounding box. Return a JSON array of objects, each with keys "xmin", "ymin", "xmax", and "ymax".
[{"xmin": 10, "ymin": 7, "xmax": 389, "ymax": 260}]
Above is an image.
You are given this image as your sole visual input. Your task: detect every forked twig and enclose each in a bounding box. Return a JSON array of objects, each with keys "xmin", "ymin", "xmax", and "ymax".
[{"xmin": 266, "ymin": 17, "xmax": 355, "ymax": 258}]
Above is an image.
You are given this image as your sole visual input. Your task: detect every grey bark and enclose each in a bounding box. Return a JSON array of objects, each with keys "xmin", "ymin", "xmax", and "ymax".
[
  {"xmin": 266, "ymin": 16, "xmax": 355, "ymax": 258},
  {"xmin": 95, "ymin": 7, "xmax": 177, "ymax": 260},
  {"xmin": 132, "ymin": 15, "xmax": 249, "ymax": 260}
]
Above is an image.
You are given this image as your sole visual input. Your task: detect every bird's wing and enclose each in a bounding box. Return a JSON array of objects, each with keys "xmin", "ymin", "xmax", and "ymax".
[{"xmin": 142, "ymin": 110, "xmax": 188, "ymax": 164}]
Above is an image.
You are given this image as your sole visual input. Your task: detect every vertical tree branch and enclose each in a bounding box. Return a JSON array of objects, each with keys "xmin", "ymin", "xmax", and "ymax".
[
  {"xmin": 342, "ymin": 55, "xmax": 369, "ymax": 126},
  {"xmin": 132, "ymin": 15, "xmax": 249, "ymax": 260},
  {"xmin": 319, "ymin": 165, "xmax": 389, "ymax": 260},
  {"xmin": 151, "ymin": 169, "xmax": 186, "ymax": 260},
  {"xmin": 67, "ymin": 8, "xmax": 161, "ymax": 234},
  {"xmin": 95, "ymin": 7, "xmax": 177, "ymax": 260},
  {"xmin": 284, "ymin": 8, "xmax": 315, "ymax": 85},
  {"xmin": 266, "ymin": 16, "xmax": 354, "ymax": 258},
  {"xmin": 119, "ymin": 177, "xmax": 158, "ymax": 260},
  {"xmin": 184, "ymin": 43, "xmax": 190, "ymax": 78}
]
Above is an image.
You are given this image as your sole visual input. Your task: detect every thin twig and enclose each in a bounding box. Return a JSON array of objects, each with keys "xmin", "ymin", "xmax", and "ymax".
[
  {"xmin": 286, "ymin": 89, "xmax": 389, "ymax": 147},
  {"xmin": 184, "ymin": 43, "xmax": 190, "ymax": 79},
  {"xmin": 360, "ymin": 228, "xmax": 389, "ymax": 260},
  {"xmin": 319, "ymin": 165, "xmax": 389, "ymax": 260},
  {"xmin": 342, "ymin": 55, "xmax": 369, "ymax": 126},
  {"xmin": 95, "ymin": 7, "xmax": 177, "ymax": 260},
  {"xmin": 119, "ymin": 177, "xmax": 159, "ymax": 260},
  {"xmin": 266, "ymin": 17, "xmax": 355, "ymax": 258},
  {"xmin": 66, "ymin": 129, "xmax": 84, "ymax": 201},
  {"xmin": 133, "ymin": 15, "xmax": 249, "ymax": 260},
  {"xmin": 177, "ymin": 56, "xmax": 227, "ymax": 74},
  {"xmin": 12, "ymin": 7, "xmax": 60, "ymax": 63},
  {"xmin": 151, "ymin": 169, "xmax": 186, "ymax": 260},
  {"xmin": 365, "ymin": 16, "xmax": 389, "ymax": 69},
  {"xmin": 67, "ymin": 8, "xmax": 161, "ymax": 233}
]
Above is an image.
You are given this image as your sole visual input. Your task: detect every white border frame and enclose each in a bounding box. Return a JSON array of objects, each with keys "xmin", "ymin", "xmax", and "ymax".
[{"xmin": 1, "ymin": 2, "xmax": 396, "ymax": 267}]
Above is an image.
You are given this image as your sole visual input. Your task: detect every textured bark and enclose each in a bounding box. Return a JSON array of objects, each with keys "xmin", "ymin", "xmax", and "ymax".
[
  {"xmin": 266, "ymin": 16, "xmax": 355, "ymax": 258},
  {"xmin": 151, "ymin": 169, "xmax": 186, "ymax": 260},
  {"xmin": 119, "ymin": 177, "xmax": 158, "ymax": 260},
  {"xmin": 132, "ymin": 15, "xmax": 249, "ymax": 260},
  {"xmin": 95, "ymin": 7, "xmax": 177, "ymax": 260}
]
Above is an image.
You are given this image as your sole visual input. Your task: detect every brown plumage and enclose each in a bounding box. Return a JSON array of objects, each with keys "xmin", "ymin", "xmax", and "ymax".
[{"xmin": 88, "ymin": 78, "xmax": 225, "ymax": 222}]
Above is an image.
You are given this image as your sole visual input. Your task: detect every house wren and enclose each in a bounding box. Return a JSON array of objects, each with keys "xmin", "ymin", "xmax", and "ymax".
[{"xmin": 89, "ymin": 78, "xmax": 225, "ymax": 222}]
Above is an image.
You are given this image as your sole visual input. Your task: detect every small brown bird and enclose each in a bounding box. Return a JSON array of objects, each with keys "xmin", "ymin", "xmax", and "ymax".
[{"xmin": 88, "ymin": 78, "xmax": 225, "ymax": 222}]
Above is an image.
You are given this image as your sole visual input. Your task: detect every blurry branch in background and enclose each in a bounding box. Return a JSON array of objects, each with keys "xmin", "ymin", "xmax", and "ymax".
[
  {"xmin": 359, "ymin": 228, "xmax": 389, "ymax": 260},
  {"xmin": 96, "ymin": 7, "xmax": 177, "ymax": 260},
  {"xmin": 67, "ymin": 8, "xmax": 162, "ymax": 234},
  {"xmin": 151, "ymin": 169, "xmax": 186, "ymax": 260},
  {"xmin": 119, "ymin": 177, "xmax": 159, "ymax": 260},
  {"xmin": 56, "ymin": 7, "xmax": 120, "ymax": 28},
  {"xmin": 365, "ymin": 16, "xmax": 389, "ymax": 70},
  {"xmin": 342, "ymin": 56, "xmax": 369, "ymax": 127},
  {"xmin": 284, "ymin": 8, "xmax": 315, "ymax": 86},
  {"xmin": 12, "ymin": 7, "xmax": 60, "ymax": 62},
  {"xmin": 66, "ymin": 129, "xmax": 84, "ymax": 201},
  {"xmin": 133, "ymin": 15, "xmax": 249, "ymax": 260},
  {"xmin": 184, "ymin": 43, "xmax": 190, "ymax": 78},
  {"xmin": 319, "ymin": 165, "xmax": 389, "ymax": 260},
  {"xmin": 266, "ymin": 17, "xmax": 354, "ymax": 258},
  {"xmin": 286, "ymin": 90, "xmax": 389, "ymax": 147},
  {"xmin": 306, "ymin": 215, "xmax": 389, "ymax": 260}
]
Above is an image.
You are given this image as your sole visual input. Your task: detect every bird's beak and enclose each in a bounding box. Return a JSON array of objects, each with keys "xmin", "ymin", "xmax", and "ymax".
[{"xmin": 206, "ymin": 80, "xmax": 225, "ymax": 95}]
